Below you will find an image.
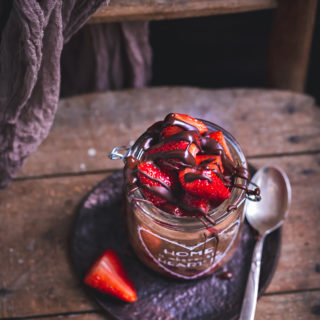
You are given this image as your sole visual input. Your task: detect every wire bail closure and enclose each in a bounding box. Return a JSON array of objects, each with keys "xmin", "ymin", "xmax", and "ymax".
[
  {"xmin": 109, "ymin": 145, "xmax": 261, "ymax": 203},
  {"xmin": 108, "ymin": 146, "xmax": 131, "ymax": 161}
]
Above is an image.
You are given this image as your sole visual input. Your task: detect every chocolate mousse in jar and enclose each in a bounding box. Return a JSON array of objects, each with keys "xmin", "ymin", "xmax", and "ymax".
[{"xmin": 111, "ymin": 113, "xmax": 260, "ymax": 280}]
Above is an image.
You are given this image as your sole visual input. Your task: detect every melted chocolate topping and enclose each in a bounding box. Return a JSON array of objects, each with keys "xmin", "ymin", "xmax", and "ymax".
[
  {"xmin": 217, "ymin": 270, "xmax": 233, "ymax": 280},
  {"xmin": 124, "ymin": 113, "xmax": 260, "ymax": 225},
  {"xmin": 184, "ymin": 172, "xmax": 212, "ymax": 183}
]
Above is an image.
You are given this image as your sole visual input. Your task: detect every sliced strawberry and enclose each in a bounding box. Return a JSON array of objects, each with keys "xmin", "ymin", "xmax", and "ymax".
[
  {"xmin": 179, "ymin": 168, "xmax": 231, "ymax": 203},
  {"xmin": 170, "ymin": 113, "xmax": 208, "ymax": 134},
  {"xmin": 137, "ymin": 162, "xmax": 177, "ymax": 206},
  {"xmin": 209, "ymin": 131, "xmax": 233, "ymax": 161},
  {"xmin": 183, "ymin": 192, "xmax": 210, "ymax": 217},
  {"xmin": 147, "ymin": 140, "xmax": 199, "ymax": 171},
  {"xmin": 196, "ymin": 155, "xmax": 224, "ymax": 173},
  {"xmin": 84, "ymin": 249, "xmax": 137, "ymax": 303},
  {"xmin": 147, "ymin": 140, "xmax": 199, "ymax": 157},
  {"xmin": 161, "ymin": 125, "xmax": 201, "ymax": 146},
  {"xmin": 161, "ymin": 125, "xmax": 184, "ymax": 138}
]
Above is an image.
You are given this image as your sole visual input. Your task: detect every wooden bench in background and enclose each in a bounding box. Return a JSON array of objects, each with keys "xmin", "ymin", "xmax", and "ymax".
[{"xmin": 90, "ymin": 0, "xmax": 318, "ymax": 92}]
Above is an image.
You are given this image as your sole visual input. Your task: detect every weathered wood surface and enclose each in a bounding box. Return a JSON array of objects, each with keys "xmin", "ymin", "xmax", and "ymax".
[
  {"xmin": 19, "ymin": 88, "xmax": 319, "ymax": 178},
  {"xmin": 32, "ymin": 291, "xmax": 320, "ymax": 320},
  {"xmin": 0, "ymin": 175, "xmax": 105, "ymax": 318},
  {"xmin": 250, "ymin": 154, "xmax": 320, "ymax": 293},
  {"xmin": 256, "ymin": 291, "xmax": 320, "ymax": 320},
  {"xmin": 1, "ymin": 154, "xmax": 319, "ymax": 318},
  {"xmin": 268, "ymin": 0, "xmax": 318, "ymax": 92},
  {"xmin": 88, "ymin": 0, "xmax": 277, "ymax": 23}
]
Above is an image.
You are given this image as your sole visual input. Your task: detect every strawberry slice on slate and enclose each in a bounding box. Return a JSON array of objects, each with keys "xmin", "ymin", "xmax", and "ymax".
[
  {"xmin": 196, "ymin": 155, "xmax": 224, "ymax": 173},
  {"xmin": 84, "ymin": 249, "xmax": 137, "ymax": 303},
  {"xmin": 171, "ymin": 113, "xmax": 208, "ymax": 134},
  {"xmin": 179, "ymin": 168, "xmax": 231, "ymax": 203},
  {"xmin": 209, "ymin": 131, "xmax": 233, "ymax": 161},
  {"xmin": 137, "ymin": 162, "xmax": 177, "ymax": 206}
]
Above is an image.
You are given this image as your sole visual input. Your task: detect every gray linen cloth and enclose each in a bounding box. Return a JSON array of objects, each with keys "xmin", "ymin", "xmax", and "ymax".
[{"xmin": 0, "ymin": 1, "xmax": 151, "ymax": 188}]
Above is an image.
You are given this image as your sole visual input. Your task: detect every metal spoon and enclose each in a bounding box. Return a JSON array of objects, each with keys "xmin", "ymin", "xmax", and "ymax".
[{"xmin": 239, "ymin": 166, "xmax": 292, "ymax": 320}]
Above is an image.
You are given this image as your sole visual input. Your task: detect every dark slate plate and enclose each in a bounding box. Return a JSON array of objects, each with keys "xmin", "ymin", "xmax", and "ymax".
[{"xmin": 72, "ymin": 169, "xmax": 281, "ymax": 320}]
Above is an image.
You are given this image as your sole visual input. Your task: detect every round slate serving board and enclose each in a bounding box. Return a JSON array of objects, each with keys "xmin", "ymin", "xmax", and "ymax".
[{"xmin": 72, "ymin": 170, "xmax": 281, "ymax": 320}]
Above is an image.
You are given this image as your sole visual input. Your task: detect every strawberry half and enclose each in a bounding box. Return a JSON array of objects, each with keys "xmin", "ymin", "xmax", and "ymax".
[
  {"xmin": 147, "ymin": 140, "xmax": 199, "ymax": 171},
  {"xmin": 196, "ymin": 155, "xmax": 224, "ymax": 173},
  {"xmin": 179, "ymin": 168, "xmax": 231, "ymax": 203},
  {"xmin": 137, "ymin": 162, "xmax": 177, "ymax": 206},
  {"xmin": 183, "ymin": 192, "xmax": 209, "ymax": 217},
  {"xmin": 170, "ymin": 113, "xmax": 208, "ymax": 134},
  {"xmin": 161, "ymin": 125, "xmax": 184, "ymax": 138},
  {"xmin": 209, "ymin": 131, "xmax": 233, "ymax": 161},
  {"xmin": 147, "ymin": 140, "xmax": 199, "ymax": 157},
  {"xmin": 84, "ymin": 249, "xmax": 137, "ymax": 303}
]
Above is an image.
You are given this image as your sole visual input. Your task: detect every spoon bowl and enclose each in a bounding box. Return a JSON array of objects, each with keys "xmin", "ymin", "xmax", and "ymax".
[{"xmin": 245, "ymin": 166, "xmax": 292, "ymax": 235}]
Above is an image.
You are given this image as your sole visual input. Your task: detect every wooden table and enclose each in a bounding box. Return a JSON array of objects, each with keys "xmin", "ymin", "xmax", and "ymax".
[{"xmin": 1, "ymin": 87, "xmax": 320, "ymax": 319}]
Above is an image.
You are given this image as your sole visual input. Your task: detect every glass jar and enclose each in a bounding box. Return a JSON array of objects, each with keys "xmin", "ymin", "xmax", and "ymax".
[{"xmin": 121, "ymin": 120, "xmax": 252, "ymax": 280}]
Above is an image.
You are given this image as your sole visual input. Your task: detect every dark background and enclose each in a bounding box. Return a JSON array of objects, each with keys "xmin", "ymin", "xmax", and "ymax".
[{"xmin": 150, "ymin": 8, "xmax": 320, "ymax": 104}]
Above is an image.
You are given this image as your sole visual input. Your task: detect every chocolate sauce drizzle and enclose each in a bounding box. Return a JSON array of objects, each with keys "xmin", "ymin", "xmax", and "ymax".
[{"xmin": 124, "ymin": 113, "xmax": 260, "ymax": 226}]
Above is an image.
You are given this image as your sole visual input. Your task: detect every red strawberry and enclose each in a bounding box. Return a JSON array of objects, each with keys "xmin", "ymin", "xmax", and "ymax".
[
  {"xmin": 170, "ymin": 113, "xmax": 208, "ymax": 134},
  {"xmin": 137, "ymin": 162, "xmax": 177, "ymax": 206},
  {"xmin": 161, "ymin": 125, "xmax": 184, "ymax": 138},
  {"xmin": 183, "ymin": 192, "xmax": 209, "ymax": 217},
  {"xmin": 179, "ymin": 168, "xmax": 231, "ymax": 203},
  {"xmin": 84, "ymin": 249, "xmax": 137, "ymax": 303},
  {"xmin": 196, "ymin": 155, "xmax": 224, "ymax": 173},
  {"xmin": 147, "ymin": 140, "xmax": 198, "ymax": 157},
  {"xmin": 147, "ymin": 140, "xmax": 199, "ymax": 171},
  {"xmin": 209, "ymin": 131, "xmax": 233, "ymax": 161}
]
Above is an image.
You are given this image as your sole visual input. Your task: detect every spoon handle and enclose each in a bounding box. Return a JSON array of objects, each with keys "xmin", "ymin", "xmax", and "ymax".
[{"xmin": 239, "ymin": 235, "xmax": 265, "ymax": 320}]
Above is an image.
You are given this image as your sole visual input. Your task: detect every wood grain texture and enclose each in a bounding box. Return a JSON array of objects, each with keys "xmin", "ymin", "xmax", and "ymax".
[
  {"xmin": 1, "ymin": 154, "xmax": 319, "ymax": 318},
  {"xmin": 250, "ymin": 154, "xmax": 320, "ymax": 293},
  {"xmin": 0, "ymin": 175, "xmax": 106, "ymax": 318},
  {"xmin": 89, "ymin": 0, "xmax": 277, "ymax": 23},
  {"xmin": 34, "ymin": 291, "xmax": 320, "ymax": 320},
  {"xmin": 19, "ymin": 87, "xmax": 319, "ymax": 178},
  {"xmin": 256, "ymin": 291, "xmax": 320, "ymax": 320},
  {"xmin": 268, "ymin": 0, "xmax": 318, "ymax": 92}
]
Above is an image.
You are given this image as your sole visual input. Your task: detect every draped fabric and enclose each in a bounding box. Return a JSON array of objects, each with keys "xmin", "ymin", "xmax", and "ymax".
[{"xmin": 0, "ymin": 1, "xmax": 151, "ymax": 188}]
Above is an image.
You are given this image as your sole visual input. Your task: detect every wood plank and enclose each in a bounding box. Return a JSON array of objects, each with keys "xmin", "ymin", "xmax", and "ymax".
[
  {"xmin": 89, "ymin": 0, "xmax": 277, "ymax": 23},
  {"xmin": 1, "ymin": 154, "xmax": 319, "ymax": 317},
  {"xmin": 0, "ymin": 174, "xmax": 107, "ymax": 318},
  {"xmin": 37, "ymin": 291, "xmax": 320, "ymax": 320},
  {"xmin": 268, "ymin": 0, "xmax": 318, "ymax": 92},
  {"xmin": 250, "ymin": 154, "xmax": 320, "ymax": 294},
  {"xmin": 256, "ymin": 291, "xmax": 320, "ymax": 320},
  {"xmin": 19, "ymin": 87, "xmax": 319, "ymax": 178}
]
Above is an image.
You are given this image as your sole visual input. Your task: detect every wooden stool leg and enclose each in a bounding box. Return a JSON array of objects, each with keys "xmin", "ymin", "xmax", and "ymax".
[{"xmin": 268, "ymin": 0, "xmax": 318, "ymax": 92}]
